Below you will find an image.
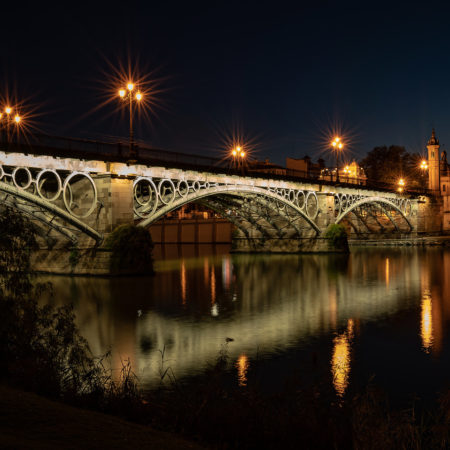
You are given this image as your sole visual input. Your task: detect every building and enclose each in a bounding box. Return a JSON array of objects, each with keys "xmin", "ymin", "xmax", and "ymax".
[
  {"xmin": 247, "ymin": 159, "xmax": 286, "ymax": 176},
  {"xmin": 339, "ymin": 161, "xmax": 367, "ymax": 184},
  {"xmin": 427, "ymin": 129, "xmax": 450, "ymax": 230},
  {"xmin": 286, "ymin": 156, "xmax": 325, "ymax": 177}
]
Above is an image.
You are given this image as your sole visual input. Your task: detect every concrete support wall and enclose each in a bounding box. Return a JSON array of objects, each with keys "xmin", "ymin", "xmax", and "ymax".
[
  {"xmin": 416, "ymin": 196, "xmax": 442, "ymax": 233},
  {"xmin": 317, "ymin": 193, "xmax": 335, "ymax": 232},
  {"xmin": 231, "ymin": 237, "xmax": 340, "ymax": 253},
  {"xmin": 94, "ymin": 175, "xmax": 134, "ymax": 234},
  {"xmin": 32, "ymin": 248, "xmax": 113, "ymax": 276},
  {"xmin": 149, "ymin": 219, "xmax": 233, "ymax": 243}
]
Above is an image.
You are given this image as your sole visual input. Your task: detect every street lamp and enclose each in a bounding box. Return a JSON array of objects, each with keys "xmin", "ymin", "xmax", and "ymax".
[
  {"xmin": 118, "ymin": 82, "xmax": 143, "ymax": 162},
  {"xmin": 420, "ymin": 160, "xmax": 428, "ymax": 171},
  {"xmin": 0, "ymin": 106, "xmax": 21, "ymax": 146},
  {"xmin": 397, "ymin": 178, "xmax": 405, "ymax": 193},
  {"xmin": 231, "ymin": 145, "xmax": 246, "ymax": 170},
  {"xmin": 331, "ymin": 137, "xmax": 344, "ymax": 182}
]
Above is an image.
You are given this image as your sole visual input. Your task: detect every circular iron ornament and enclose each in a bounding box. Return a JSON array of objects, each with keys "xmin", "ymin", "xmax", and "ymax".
[
  {"xmin": 133, "ymin": 178, "xmax": 158, "ymax": 218},
  {"xmin": 0, "ymin": 165, "xmax": 4, "ymax": 181},
  {"xmin": 191, "ymin": 181, "xmax": 201, "ymax": 192},
  {"xmin": 340, "ymin": 194, "xmax": 348, "ymax": 211},
  {"xmin": 12, "ymin": 167, "xmax": 33, "ymax": 190},
  {"xmin": 134, "ymin": 177, "xmax": 158, "ymax": 207},
  {"xmin": 203, "ymin": 182, "xmax": 210, "ymax": 189},
  {"xmin": 63, "ymin": 172, "xmax": 98, "ymax": 218},
  {"xmin": 334, "ymin": 194, "xmax": 341, "ymax": 215},
  {"xmin": 296, "ymin": 191, "xmax": 306, "ymax": 210},
  {"xmin": 288, "ymin": 189, "xmax": 296, "ymax": 202},
  {"xmin": 306, "ymin": 191, "xmax": 319, "ymax": 219},
  {"xmin": 177, "ymin": 180, "xmax": 189, "ymax": 198},
  {"xmin": 158, "ymin": 179, "xmax": 176, "ymax": 205},
  {"xmin": 36, "ymin": 169, "xmax": 62, "ymax": 202},
  {"xmin": 347, "ymin": 194, "xmax": 354, "ymax": 207}
]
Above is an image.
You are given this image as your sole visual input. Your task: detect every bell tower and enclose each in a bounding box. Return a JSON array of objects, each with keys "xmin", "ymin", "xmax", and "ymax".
[{"xmin": 427, "ymin": 128, "xmax": 440, "ymax": 192}]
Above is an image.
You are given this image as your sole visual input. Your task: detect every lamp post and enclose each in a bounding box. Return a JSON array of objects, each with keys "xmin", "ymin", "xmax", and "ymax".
[
  {"xmin": 231, "ymin": 146, "xmax": 246, "ymax": 171},
  {"xmin": 419, "ymin": 160, "xmax": 428, "ymax": 190},
  {"xmin": 119, "ymin": 83, "xmax": 143, "ymax": 162},
  {"xmin": 331, "ymin": 137, "xmax": 343, "ymax": 182},
  {"xmin": 0, "ymin": 106, "xmax": 21, "ymax": 147},
  {"xmin": 397, "ymin": 178, "xmax": 405, "ymax": 193}
]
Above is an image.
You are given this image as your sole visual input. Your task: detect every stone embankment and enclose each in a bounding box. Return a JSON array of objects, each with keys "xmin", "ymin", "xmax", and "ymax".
[{"xmin": 349, "ymin": 235, "xmax": 450, "ymax": 247}]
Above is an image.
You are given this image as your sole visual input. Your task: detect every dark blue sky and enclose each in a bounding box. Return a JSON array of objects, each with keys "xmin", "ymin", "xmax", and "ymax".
[{"xmin": 2, "ymin": 1, "xmax": 450, "ymax": 165}]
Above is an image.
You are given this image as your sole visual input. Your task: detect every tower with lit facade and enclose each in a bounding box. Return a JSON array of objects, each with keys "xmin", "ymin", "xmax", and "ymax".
[{"xmin": 427, "ymin": 128, "xmax": 440, "ymax": 192}]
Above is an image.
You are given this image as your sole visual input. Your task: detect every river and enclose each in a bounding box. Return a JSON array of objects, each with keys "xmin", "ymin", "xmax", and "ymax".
[{"xmin": 40, "ymin": 245, "xmax": 450, "ymax": 400}]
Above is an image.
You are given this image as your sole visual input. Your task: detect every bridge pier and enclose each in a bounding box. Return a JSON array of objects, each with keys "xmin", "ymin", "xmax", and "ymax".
[{"xmin": 93, "ymin": 174, "xmax": 134, "ymax": 234}]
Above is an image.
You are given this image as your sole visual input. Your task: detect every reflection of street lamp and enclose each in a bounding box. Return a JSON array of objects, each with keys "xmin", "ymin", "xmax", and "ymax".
[
  {"xmin": 398, "ymin": 178, "xmax": 405, "ymax": 193},
  {"xmin": 0, "ymin": 106, "xmax": 21, "ymax": 145},
  {"xmin": 118, "ymin": 82, "xmax": 143, "ymax": 162},
  {"xmin": 331, "ymin": 137, "xmax": 344, "ymax": 182}
]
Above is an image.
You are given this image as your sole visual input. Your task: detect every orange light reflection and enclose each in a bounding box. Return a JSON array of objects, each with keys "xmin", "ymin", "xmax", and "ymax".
[
  {"xmin": 236, "ymin": 354, "xmax": 249, "ymax": 387},
  {"xmin": 420, "ymin": 289, "xmax": 433, "ymax": 353}
]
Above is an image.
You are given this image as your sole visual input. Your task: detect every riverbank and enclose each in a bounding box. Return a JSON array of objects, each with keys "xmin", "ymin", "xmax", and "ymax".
[{"xmin": 0, "ymin": 384, "xmax": 205, "ymax": 450}]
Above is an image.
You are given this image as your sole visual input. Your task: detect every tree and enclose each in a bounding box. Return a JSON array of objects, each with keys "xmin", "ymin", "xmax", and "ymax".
[{"xmin": 360, "ymin": 146, "xmax": 426, "ymax": 188}]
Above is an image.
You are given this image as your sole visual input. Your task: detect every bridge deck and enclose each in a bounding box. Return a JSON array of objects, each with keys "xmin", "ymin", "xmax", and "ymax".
[{"xmin": 0, "ymin": 134, "xmax": 429, "ymax": 196}]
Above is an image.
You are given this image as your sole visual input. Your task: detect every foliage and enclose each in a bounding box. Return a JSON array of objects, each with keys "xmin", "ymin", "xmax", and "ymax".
[
  {"xmin": 325, "ymin": 223, "xmax": 349, "ymax": 251},
  {"xmin": 104, "ymin": 224, "xmax": 154, "ymax": 275},
  {"xmin": 0, "ymin": 207, "xmax": 105, "ymax": 398},
  {"xmin": 360, "ymin": 145, "xmax": 427, "ymax": 188},
  {"xmin": 0, "ymin": 207, "xmax": 143, "ymax": 413},
  {"xmin": 0, "ymin": 206, "xmax": 38, "ymax": 296}
]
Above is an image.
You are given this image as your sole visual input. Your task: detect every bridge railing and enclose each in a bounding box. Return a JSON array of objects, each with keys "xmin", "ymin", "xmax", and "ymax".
[{"xmin": 0, "ymin": 133, "xmax": 431, "ymax": 195}]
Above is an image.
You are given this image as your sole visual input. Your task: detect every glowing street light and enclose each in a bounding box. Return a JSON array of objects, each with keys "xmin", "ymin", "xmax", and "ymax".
[
  {"xmin": 331, "ymin": 137, "xmax": 344, "ymax": 182},
  {"xmin": 420, "ymin": 160, "xmax": 428, "ymax": 171},
  {"xmin": 398, "ymin": 178, "xmax": 405, "ymax": 193},
  {"xmin": 0, "ymin": 105, "xmax": 22, "ymax": 145},
  {"xmin": 118, "ymin": 81, "xmax": 143, "ymax": 162},
  {"xmin": 231, "ymin": 145, "xmax": 246, "ymax": 170}
]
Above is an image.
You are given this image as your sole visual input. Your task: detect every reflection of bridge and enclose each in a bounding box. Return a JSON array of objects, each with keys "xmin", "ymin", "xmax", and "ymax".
[
  {"xmin": 41, "ymin": 251, "xmax": 426, "ymax": 388},
  {"xmin": 0, "ymin": 135, "xmax": 435, "ymax": 259}
]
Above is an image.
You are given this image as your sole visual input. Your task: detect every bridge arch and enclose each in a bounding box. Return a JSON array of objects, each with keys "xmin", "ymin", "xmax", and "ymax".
[
  {"xmin": 135, "ymin": 181, "xmax": 321, "ymax": 235},
  {"xmin": 0, "ymin": 180, "xmax": 103, "ymax": 244},
  {"xmin": 335, "ymin": 196, "xmax": 413, "ymax": 232}
]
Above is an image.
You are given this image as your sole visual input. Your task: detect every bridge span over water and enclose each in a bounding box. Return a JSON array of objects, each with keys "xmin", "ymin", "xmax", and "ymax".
[{"xmin": 0, "ymin": 135, "xmax": 439, "ymax": 271}]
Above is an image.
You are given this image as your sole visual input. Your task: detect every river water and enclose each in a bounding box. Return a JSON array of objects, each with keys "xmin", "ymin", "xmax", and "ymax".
[{"xmin": 41, "ymin": 246, "xmax": 450, "ymax": 400}]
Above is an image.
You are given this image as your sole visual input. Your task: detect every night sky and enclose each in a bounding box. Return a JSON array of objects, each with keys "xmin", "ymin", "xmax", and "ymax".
[{"xmin": 2, "ymin": 1, "xmax": 450, "ymax": 165}]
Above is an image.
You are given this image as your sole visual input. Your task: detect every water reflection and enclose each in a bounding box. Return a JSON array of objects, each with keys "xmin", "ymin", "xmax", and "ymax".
[
  {"xmin": 236, "ymin": 354, "xmax": 250, "ymax": 387},
  {"xmin": 420, "ymin": 290, "xmax": 433, "ymax": 353},
  {"xmin": 38, "ymin": 248, "xmax": 450, "ymax": 392},
  {"xmin": 331, "ymin": 319, "xmax": 354, "ymax": 396},
  {"xmin": 180, "ymin": 260, "xmax": 186, "ymax": 305}
]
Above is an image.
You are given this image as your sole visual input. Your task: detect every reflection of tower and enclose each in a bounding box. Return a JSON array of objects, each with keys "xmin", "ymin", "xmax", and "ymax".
[{"xmin": 427, "ymin": 128, "xmax": 440, "ymax": 192}]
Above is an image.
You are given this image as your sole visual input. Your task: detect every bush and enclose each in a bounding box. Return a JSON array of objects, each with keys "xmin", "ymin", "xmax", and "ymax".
[
  {"xmin": 0, "ymin": 207, "xmax": 105, "ymax": 397},
  {"xmin": 104, "ymin": 224, "xmax": 154, "ymax": 275},
  {"xmin": 325, "ymin": 223, "xmax": 349, "ymax": 251}
]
